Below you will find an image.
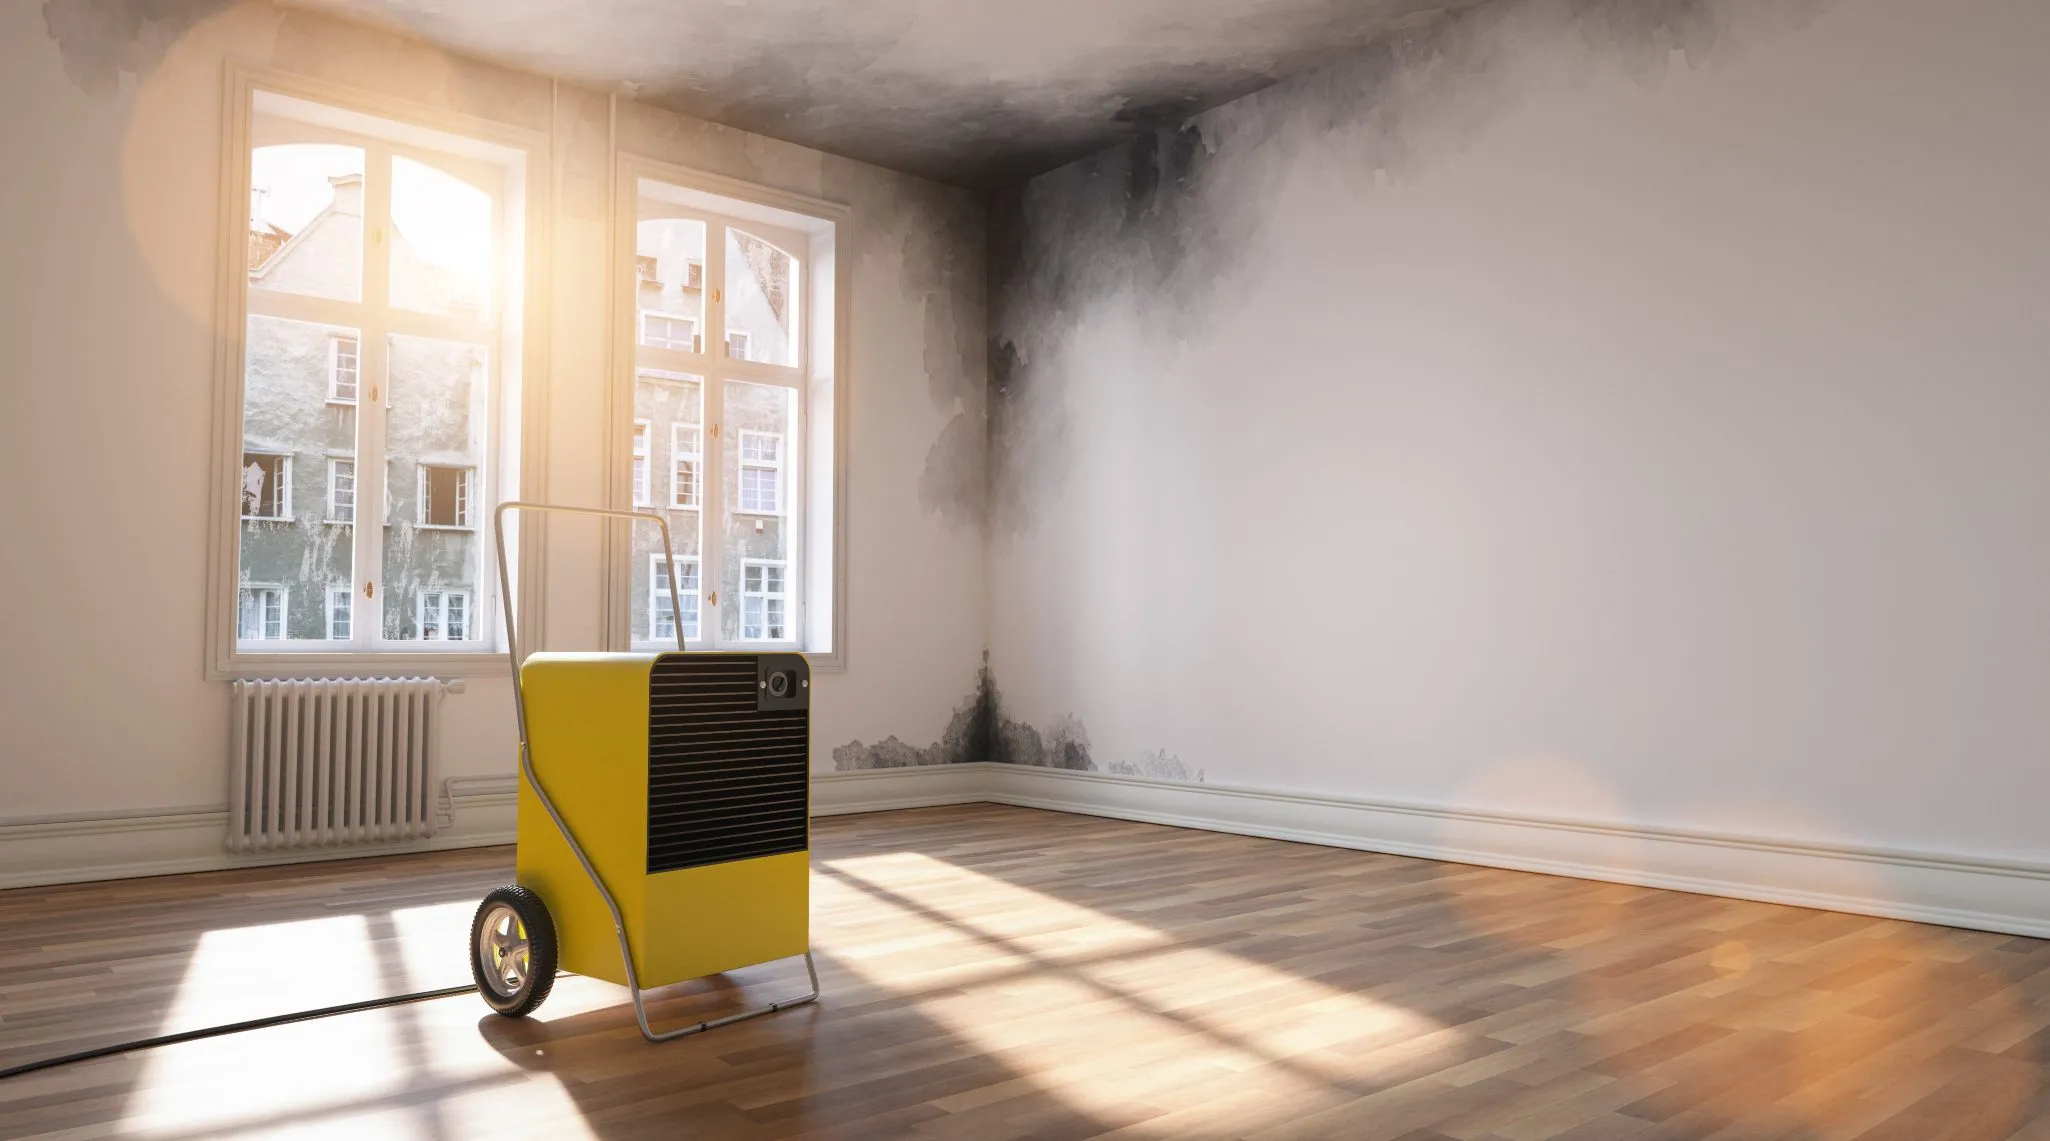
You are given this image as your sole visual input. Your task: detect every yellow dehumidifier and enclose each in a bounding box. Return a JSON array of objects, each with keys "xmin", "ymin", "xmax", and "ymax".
[{"xmin": 467, "ymin": 502, "xmax": 819, "ymax": 1041}]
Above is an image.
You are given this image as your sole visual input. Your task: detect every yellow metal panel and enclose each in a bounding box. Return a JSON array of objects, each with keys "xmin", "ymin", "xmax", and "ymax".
[
  {"xmin": 637, "ymin": 851, "xmax": 811, "ymax": 987},
  {"xmin": 515, "ymin": 652, "xmax": 654, "ymax": 986}
]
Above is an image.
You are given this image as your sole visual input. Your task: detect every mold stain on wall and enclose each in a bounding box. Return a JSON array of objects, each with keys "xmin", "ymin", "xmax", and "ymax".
[
  {"xmin": 984, "ymin": 0, "xmax": 1839, "ymax": 537},
  {"xmin": 832, "ymin": 653, "xmax": 1106, "ymax": 773}
]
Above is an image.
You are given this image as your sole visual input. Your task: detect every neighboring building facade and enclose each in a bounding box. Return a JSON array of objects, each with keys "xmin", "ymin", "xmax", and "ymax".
[{"xmin": 238, "ymin": 171, "xmax": 487, "ymax": 644}]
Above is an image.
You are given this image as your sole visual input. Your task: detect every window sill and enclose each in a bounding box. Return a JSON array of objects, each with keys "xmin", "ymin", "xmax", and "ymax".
[
  {"xmin": 326, "ymin": 398, "xmax": 357, "ymax": 407},
  {"xmin": 732, "ymin": 510, "xmax": 785, "ymax": 519},
  {"xmin": 208, "ymin": 650, "xmax": 511, "ymax": 682},
  {"xmin": 241, "ymin": 515, "xmax": 291, "ymax": 523},
  {"xmin": 414, "ymin": 524, "xmax": 477, "ymax": 532}
]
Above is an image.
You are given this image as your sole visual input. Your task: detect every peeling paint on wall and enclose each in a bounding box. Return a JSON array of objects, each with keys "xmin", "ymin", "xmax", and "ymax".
[{"xmin": 42, "ymin": 0, "xmax": 234, "ymax": 95}]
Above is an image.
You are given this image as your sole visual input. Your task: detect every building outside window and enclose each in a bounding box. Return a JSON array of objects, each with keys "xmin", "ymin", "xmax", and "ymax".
[
  {"xmin": 227, "ymin": 84, "xmax": 522, "ymax": 655},
  {"xmin": 627, "ymin": 170, "xmax": 829, "ymax": 652},
  {"xmin": 631, "ymin": 420, "xmax": 651, "ymax": 506},
  {"xmin": 651, "ymin": 555, "xmax": 700, "ymax": 644}
]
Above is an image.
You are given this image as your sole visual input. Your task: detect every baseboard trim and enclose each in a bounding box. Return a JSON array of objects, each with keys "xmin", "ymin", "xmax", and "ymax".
[
  {"xmin": 0, "ymin": 790, "xmax": 517, "ymax": 890},
  {"xmin": 810, "ymin": 765, "xmax": 986, "ymax": 817},
  {"xmin": 968, "ymin": 765, "xmax": 2050, "ymax": 940},
  {"xmin": 16, "ymin": 766, "xmax": 2049, "ymax": 940}
]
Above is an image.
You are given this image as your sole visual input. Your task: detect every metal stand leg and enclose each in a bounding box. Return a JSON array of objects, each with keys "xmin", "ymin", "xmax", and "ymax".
[{"xmin": 494, "ymin": 502, "xmax": 822, "ymax": 1045}]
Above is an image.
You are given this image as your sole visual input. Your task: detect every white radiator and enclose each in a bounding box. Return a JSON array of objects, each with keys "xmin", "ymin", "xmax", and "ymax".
[{"xmin": 228, "ymin": 678, "xmax": 449, "ymax": 852}]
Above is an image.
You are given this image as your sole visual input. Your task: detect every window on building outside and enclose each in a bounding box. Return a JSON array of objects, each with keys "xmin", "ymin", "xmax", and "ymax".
[
  {"xmin": 738, "ymin": 431, "xmax": 782, "ymax": 515},
  {"xmin": 419, "ymin": 465, "xmax": 473, "ymax": 528},
  {"xmin": 329, "ymin": 335, "xmax": 359, "ymax": 402},
  {"xmin": 651, "ymin": 555, "xmax": 700, "ymax": 644},
  {"xmin": 419, "ymin": 590, "xmax": 469, "ymax": 641},
  {"xmin": 741, "ymin": 561, "xmax": 787, "ymax": 641},
  {"xmin": 628, "ymin": 176, "xmax": 827, "ymax": 652},
  {"xmin": 671, "ymin": 423, "xmax": 700, "ymax": 509},
  {"xmin": 328, "ymin": 458, "xmax": 355, "ymax": 523},
  {"xmin": 242, "ymin": 453, "xmax": 290, "ymax": 519},
  {"xmin": 327, "ymin": 586, "xmax": 353, "ymax": 640},
  {"xmin": 631, "ymin": 420, "xmax": 651, "ymax": 506},
  {"xmin": 238, "ymin": 587, "xmax": 286, "ymax": 640},
  {"xmin": 229, "ymin": 87, "xmax": 521, "ymax": 653},
  {"xmin": 641, "ymin": 311, "xmax": 698, "ymax": 353}
]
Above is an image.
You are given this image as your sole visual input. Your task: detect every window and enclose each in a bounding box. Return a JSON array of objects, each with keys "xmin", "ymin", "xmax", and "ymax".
[
  {"xmin": 624, "ymin": 167, "xmax": 838, "ymax": 656},
  {"xmin": 635, "ymin": 255, "xmax": 658, "ymax": 284},
  {"xmin": 327, "ymin": 586, "xmax": 353, "ymax": 640},
  {"xmin": 651, "ymin": 555, "xmax": 700, "ymax": 644},
  {"xmin": 419, "ymin": 465, "xmax": 473, "ymax": 529},
  {"xmin": 641, "ymin": 311, "xmax": 698, "ymax": 353},
  {"xmin": 418, "ymin": 590, "xmax": 470, "ymax": 641},
  {"xmin": 241, "ymin": 452, "xmax": 291, "ymax": 519},
  {"xmin": 738, "ymin": 431, "xmax": 782, "ymax": 515},
  {"xmin": 671, "ymin": 423, "xmax": 701, "ymax": 509},
  {"xmin": 220, "ymin": 80, "xmax": 525, "ymax": 664},
  {"xmin": 329, "ymin": 335, "xmax": 359, "ymax": 402},
  {"xmin": 741, "ymin": 560, "xmax": 787, "ymax": 641},
  {"xmin": 238, "ymin": 587, "xmax": 286, "ymax": 640},
  {"xmin": 631, "ymin": 420, "xmax": 651, "ymax": 506},
  {"xmin": 328, "ymin": 457, "xmax": 355, "ymax": 523}
]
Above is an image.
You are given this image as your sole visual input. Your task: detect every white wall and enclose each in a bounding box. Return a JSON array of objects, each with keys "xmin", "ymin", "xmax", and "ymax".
[
  {"xmin": 988, "ymin": 0, "xmax": 2050, "ymax": 861},
  {"xmin": 0, "ymin": 2, "xmax": 987, "ymax": 859}
]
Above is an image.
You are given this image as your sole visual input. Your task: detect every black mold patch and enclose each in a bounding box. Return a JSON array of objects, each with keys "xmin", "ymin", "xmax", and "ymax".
[
  {"xmin": 832, "ymin": 653, "xmax": 1098, "ymax": 773},
  {"xmin": 42, "ymin": 0, "xmax": 233, "ymax": 95}
]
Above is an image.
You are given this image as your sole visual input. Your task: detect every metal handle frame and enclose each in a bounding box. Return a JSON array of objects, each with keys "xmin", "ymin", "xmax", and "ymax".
[{"xmin": 493, "ymin": 501, "xmax": 820, "ymax": 1043}]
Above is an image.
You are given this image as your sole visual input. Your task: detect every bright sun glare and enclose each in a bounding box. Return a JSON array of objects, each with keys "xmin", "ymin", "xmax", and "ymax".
[{"xmin": 252, "ymin": 144, "xmax": 493, "ymax": 282}]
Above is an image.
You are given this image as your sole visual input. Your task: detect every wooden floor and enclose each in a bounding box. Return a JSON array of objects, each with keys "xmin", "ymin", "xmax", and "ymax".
[{"xmin": 2, "ymin": 805, "xmax": 2048, "ymax": 1140}]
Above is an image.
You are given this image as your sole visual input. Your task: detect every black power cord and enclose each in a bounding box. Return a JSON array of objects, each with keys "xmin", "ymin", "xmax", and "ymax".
[{"xmin": 0, "ymin": 984, "xmax": 477, "ymax": 1082}]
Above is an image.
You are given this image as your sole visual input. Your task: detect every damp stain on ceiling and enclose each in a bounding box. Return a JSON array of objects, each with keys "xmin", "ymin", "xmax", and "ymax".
[{"xmin": 276, "ymin": 0, "xmax": 1490, "ymax": 186}]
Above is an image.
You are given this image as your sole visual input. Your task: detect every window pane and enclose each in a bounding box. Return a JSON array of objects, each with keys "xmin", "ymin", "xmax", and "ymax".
[
  {"xmin": 636, "ymin": 216, "xmax": 706, "ymax": 352},
  {"xmin": 390, "ymin": 156, "xmax": 493, "ymax": 320},
  {"xmin": 383, "ymin": 334, "xmax": 487, "ymax": 642},
  {"xmin": 724, "ymin": 228, "xmax": 797, "ymax": 366},
  {"xmin": 721, "ymin": 380, "xmax": 797, "ymax": 643},
  {"xmin": 249, "ymin": 143, "xmax": 364, "ymax": 304},
  {"xmin": 632, "ymin": 372, "xmax": 703, "ymax": 646},
  {"xmin": 239, "ymin": 314, "xmax": 356, "ymax": 644}
]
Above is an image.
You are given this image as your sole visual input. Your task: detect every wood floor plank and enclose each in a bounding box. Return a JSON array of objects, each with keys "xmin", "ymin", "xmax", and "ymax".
[{"xmin": 0, "ymin": 804, "xmax": 2044, "ymax": 1140}]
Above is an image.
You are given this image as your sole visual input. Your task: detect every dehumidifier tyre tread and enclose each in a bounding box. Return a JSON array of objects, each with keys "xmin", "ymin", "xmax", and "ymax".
[{"xmin": 470, "ymin": 885, "xmax": 558, "ymax": 1017}]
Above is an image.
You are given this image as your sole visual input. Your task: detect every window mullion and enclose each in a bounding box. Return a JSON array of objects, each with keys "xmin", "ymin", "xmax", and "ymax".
[
  {"xmin": 359, "ymin": 143, "xmax": 395, "ymax": 650},
  {"xmin": 703, "ymin": 368, "xmax": 728, "ymax": 650}
]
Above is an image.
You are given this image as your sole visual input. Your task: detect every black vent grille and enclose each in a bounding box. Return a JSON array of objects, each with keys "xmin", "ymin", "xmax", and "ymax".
[{"xmin": 646, "ymin": 655, "xmax": 809, "ymax": 875}]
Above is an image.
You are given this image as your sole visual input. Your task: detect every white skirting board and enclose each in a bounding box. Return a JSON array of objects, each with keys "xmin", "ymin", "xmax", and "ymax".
[
  {"xmin": 10, "ymin": 764, "xmax": 2050, "ymax": 943},
  {"xmin": 809, "ymin": 763, "xmax": 2050, "ymax": 940},
  {"xmin": 0, "ymin": 781, "xmax": 519, "ymax": 890}
]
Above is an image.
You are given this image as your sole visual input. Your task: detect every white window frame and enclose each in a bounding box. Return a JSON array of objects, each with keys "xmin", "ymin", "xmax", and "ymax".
[
  {"xmin": 736, "ymin": 429, "xmax": 783, "ymax": 516},
  {"xmin": 417, "ymin": 589, "xmax": 471, "ymax": 642},
  {"xmin": 207, "ymin": 67, "xmax": 542, "ymax": 678},
  {"xmin": 326, "ymin": 584, "xmax": 354, "ymax": 641},
  {"xmin": 238, "ymin": 585, "xmax": 289, "ymax": 641},
  {"xmin": 649, "ymin": 553, "xmax": 701, "ymax": 645},
  {"xmin": 417, "ymin": 464, "xmax": 475, "ymax": 530},
  {"xmin": 327, "ymin": 455, "xmax": 355, "ymax": 524},
  {"xmin": 640, "ymin": 309, "xmax": 698, "ymax": 353},
  {"xmin": 631, "ymin": 419, "xmax": 651, "ymax": 506},
  {"xmin": 240, "ymin": 450, "xmax": 293, "ymax": 521},
  {"xmin": 670, "ymin": 422, "xmax": 701, "ymax": 509},
  {"xmin": 739, "ymin": 559, "xmax": 789, "ymax": 642},
  {"xmin": 327, "ymin": 333, "xmax": 360, "ymax": 403},
  {"xmin": 611, "ymin": 156, "xmax": 845, "ymax": 664}
]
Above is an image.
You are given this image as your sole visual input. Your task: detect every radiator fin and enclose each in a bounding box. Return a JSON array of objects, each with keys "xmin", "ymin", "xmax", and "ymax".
[{"xmin": 228, "ymin": 678, "xmax": 446, "ymax": 852}]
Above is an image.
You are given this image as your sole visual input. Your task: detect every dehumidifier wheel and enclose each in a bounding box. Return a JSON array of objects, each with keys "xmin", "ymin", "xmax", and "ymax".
[{"xmin": 471, "ymin": 885, "xmax": 558, "ymax": 1017}]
